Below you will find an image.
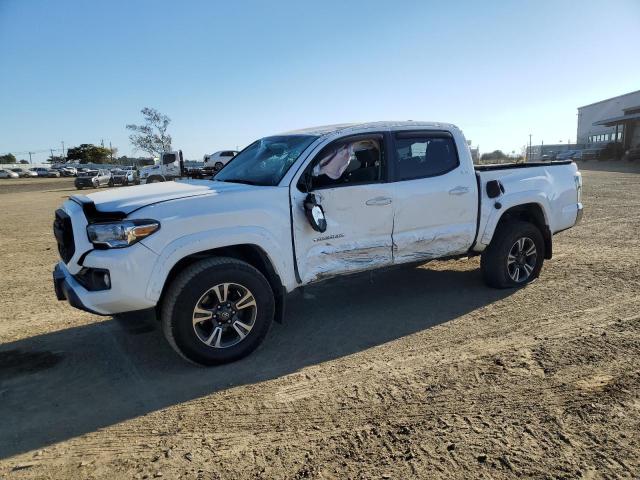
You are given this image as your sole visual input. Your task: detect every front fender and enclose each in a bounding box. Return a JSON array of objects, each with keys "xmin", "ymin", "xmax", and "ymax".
[{"xmin": 144, "ymin": 226, "xmax": 294, "ymax": 302}]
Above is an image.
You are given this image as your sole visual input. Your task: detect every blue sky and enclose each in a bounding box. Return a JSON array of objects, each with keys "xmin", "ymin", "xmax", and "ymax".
[{"xmin": 1, "ymin": 0, "xmax": 639, "ymax": 162}]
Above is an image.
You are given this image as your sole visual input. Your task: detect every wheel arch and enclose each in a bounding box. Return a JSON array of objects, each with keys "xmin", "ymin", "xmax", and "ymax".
[
  {"xmin": 492, "ymin": 203, "xmax": 552, "ymax": 259},
  {"xmin": 157, "ymin": 244, "xmax": 287, "ymax": 323}
]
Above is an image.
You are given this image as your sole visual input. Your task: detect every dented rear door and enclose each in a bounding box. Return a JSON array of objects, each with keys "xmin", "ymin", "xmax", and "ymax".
[{"xmin": 390, "ymin": 131, "xmax": 478, "ymax": 263}]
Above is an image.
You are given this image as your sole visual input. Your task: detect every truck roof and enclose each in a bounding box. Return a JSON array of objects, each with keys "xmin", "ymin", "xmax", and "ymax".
[{"xmin": 282, "ymin": 121, "xmax": 458, "ymax": 137}]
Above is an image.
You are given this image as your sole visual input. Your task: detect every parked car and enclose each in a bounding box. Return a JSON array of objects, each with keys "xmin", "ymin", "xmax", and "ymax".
[
  {"xmin": 60, "ymin": 166, "xmax": 78, "ymax": 177},
  {"xmin": 556, "ymin": 150, "xmax": 580, "ymax": 160},
  {"xmin": 73, "ymin": 169, "xmax": 111, "ymax": 189},
  {"xmin": 109, "ymin": 168, "xmax": 139, "ymax": 186},
  {"xmin": 30, "ymin": 167, "xmax": 50, "ymax": 177},
  {"xmin": 0, "ymin": 168, "xmax": 19, "ymax": 178},
  {"xmin": 581, "ymin": 148, "xmax": 603, "ymax": 161},
  {"xmin": 47, "ymin": 169, "xmax": 61, "ymax": 178},
  {"xmin": 52, "ymin": 121, "xmax": 583, "ymax": 366},
  {"xmin": 203, "ymin": 150, "xmax": 239, "ymax": 173},
  {"xmin": 624, "ymin": 146, "xmax": 640, "ymax": 162},
  {"xmin": 10, "ymin": 167, "xmax": 35, "ymax": 178}
]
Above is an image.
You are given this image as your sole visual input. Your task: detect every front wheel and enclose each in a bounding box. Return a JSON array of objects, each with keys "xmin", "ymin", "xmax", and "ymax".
[
  {"xmin": 480, "ymin": 221, "xmax": 545, "ymax": 288},
  {"xmin": 214, "ymin": 162, "xmax": 224, "ymax": 171},
  {"xmin": 161, "ymin": 257, "xmax": 275, "ymax": 365}
]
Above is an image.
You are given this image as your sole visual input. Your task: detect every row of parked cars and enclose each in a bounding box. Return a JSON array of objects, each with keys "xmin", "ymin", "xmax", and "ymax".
[
  {"xmin": 0, "ymin": 165, "xmax": 140, "ymax": 188},
  {"xmin": 74, "ymin": 167, "xmax": 140, "ymax": 190},
  {"xmin": 1, "ymin": 166, "xmax": 64, "ymax": 178},
  {"xmin": 0, "ymin": 165, "xmax": 83, "ymax": 178}
]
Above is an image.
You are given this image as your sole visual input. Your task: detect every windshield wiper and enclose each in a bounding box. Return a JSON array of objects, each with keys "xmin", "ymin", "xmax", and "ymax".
[{"xmin": 215, "ymin": 178, "xmax": 265, "ymax": 186}]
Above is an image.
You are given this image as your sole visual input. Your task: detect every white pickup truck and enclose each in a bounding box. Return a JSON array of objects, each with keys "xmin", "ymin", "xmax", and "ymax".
[{"xmin": 53, "ymin": 122, "xmax": 583, "ymax": 365}]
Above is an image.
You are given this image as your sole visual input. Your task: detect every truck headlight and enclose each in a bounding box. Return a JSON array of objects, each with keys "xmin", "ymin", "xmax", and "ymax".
[{"xmin": 87, "ymin": 220, "xmax": 160, "ymax": 248}]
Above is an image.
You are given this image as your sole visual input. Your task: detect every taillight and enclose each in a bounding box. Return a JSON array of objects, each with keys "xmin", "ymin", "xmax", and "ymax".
[{"xmin": 574, "ymin": 173, "xmax": 582, "ymax": 203}]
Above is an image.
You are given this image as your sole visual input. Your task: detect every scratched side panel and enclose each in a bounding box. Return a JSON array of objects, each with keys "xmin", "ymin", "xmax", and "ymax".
[
  {"xmin": 304, "ymin": 239, "xmax": 392, "ymax": 283},
  {"xmin": 392, "ymin": 224, "xmax": 474, "ymax": 264}
]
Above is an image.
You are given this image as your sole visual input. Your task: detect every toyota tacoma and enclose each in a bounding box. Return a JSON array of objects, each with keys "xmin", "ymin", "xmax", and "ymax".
[{"xmin": 52, "ymin": 122, "xmax": 583, "ymax": 365}]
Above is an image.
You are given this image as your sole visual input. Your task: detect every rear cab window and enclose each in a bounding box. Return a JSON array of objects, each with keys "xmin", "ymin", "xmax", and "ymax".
[{"xmin": 393, "ymin": 132, "xmax": 459, "ymax": 181}]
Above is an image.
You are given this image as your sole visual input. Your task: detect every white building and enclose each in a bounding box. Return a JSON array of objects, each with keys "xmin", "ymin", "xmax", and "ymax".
[{"xmin": 577, "ymin": 89, "xmax": 640, "ymax": 151}]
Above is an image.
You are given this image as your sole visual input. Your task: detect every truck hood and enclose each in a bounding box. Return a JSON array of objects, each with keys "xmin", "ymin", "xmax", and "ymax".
[{"xmin": 79, "ymin": 180, "xmax": 256, "ymax": 214}]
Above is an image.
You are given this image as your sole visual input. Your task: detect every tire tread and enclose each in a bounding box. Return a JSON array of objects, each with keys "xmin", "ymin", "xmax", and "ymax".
[
  {"xmin": 481, "ymin": 220, "xmax": 545, "ymax": 289},
  {"xmin": 161, "ymin": 256, "xmax": 273, "ymax": 365}
]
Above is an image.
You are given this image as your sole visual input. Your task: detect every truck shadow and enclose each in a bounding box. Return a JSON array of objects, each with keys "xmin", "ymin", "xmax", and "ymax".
[{"xmin": 0, "ymin": 265, "xmax": 512, "ymax": 459}]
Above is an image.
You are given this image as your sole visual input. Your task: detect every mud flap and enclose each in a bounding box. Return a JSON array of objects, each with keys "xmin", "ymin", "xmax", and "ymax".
[{"xmin": 274, "ymin": 285, "xmax": 286, "ymax": 324}]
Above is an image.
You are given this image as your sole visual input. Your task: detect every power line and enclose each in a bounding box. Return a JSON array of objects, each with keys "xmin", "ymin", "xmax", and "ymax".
[{"xmin": 1, "ymin": 148, "xmax": 63, "ymax": 156}]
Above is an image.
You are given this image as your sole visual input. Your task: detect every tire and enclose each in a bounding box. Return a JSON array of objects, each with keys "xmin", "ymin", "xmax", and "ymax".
[
  {"xmin": 161, "ymin": 257, "xmax": 275, "ymax": 365},
  {"xmin": 214, "ymin": 162, "xmax": 224, "ymax": 171},
  {"xmin": 480, "ymin": 220, "xmax": 545, "ymax": 289},
  {"xmin": 76, "ymin": 186, "xmax": 83, "ymax": 190}
]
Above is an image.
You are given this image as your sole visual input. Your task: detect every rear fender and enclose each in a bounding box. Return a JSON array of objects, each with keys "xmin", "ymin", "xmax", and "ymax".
[{"xmin": 480, "ymin": 191, "xmax": 551, "ymax": 247}]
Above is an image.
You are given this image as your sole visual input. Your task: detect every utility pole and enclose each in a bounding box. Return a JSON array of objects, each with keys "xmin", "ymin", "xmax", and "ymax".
[
  {"xmin": 109, "ymin": 141, "xmax": 113, "ymax": 163},
  {"xmin": 28, "ymin": 152, "xmax": 33, "ymax": 164},
  {"xmin": 61, "ymin": 141, "xmax": 65, "ymax": 161},
  {"xmin": 528, "ymin": 134, "xmax": 532, "ymax": 162},
  {"xmin": 50, "ymin": 148, "xmax": 55, "ymax": 163}
]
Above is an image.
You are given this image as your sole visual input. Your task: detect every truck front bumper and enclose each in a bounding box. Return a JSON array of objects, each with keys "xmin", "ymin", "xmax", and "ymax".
[
  {"xmin": 52, "ymin": 247, "xmax": 159, "ymax": 315},
  {"xmin": 53, "ymin": 263, "xmax": 105, "ymax": 315}
]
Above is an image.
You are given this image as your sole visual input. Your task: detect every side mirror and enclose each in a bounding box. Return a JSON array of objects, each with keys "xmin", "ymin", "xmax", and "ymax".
[{"xmin": 303, "ymin": 193, "xmax": 327, "ymax": 232}]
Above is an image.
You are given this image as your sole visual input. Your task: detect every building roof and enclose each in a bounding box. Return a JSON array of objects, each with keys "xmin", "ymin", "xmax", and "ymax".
[
  {"xmin": 593, "ymin": 111, "xmax": 640, "ymax": 126},
  {"xmin": 578, "ymin": 89, "xmax": 640, "ymax": 110},
  {"xmin": 282, "ymin": 121, "xmax": 456, "ymax": 137}
]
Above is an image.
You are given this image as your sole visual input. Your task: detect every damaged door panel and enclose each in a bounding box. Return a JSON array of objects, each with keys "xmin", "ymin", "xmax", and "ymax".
[
  {"xmin": 291, "ymin": 133, "xmax": 395, "ymax": 283},
  {"xmin": 390, "ymin": 133, "xmax": 478, "ymax": 264},
  {"xmin": 292, "ymin": 183, "xmax": 395, "ymax": 283}
]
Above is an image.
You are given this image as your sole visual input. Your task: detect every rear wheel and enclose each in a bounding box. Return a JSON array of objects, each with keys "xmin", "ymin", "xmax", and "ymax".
[
  {"xmin": 214, "ymin": 162, "xmax": 224, "ymax": 171},
  {"xmin": 481, "ymin": 221, "xmax": 545, "ymax": 288},
  {"xmin": 161, "ymin": 257, "xmax": 275, "ymax": 365}
]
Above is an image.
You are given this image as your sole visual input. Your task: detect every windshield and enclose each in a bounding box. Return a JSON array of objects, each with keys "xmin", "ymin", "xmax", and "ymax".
[{"xmin": 214, "ymin": 135, "xmax": 318, "ymax": 186}]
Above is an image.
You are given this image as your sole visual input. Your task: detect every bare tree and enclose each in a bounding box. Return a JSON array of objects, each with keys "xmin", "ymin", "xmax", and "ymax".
[{"xmin": 126, "ymin": 107, "xmax": 172, "ymax": 156}]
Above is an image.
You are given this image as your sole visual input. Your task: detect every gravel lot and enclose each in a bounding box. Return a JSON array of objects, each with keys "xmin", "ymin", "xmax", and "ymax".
[{"xmin": 0, "ymin": 162, "xmax": 639, "ymax": 479}]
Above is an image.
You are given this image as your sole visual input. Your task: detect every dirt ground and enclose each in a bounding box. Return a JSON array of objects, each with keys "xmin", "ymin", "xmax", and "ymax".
[{"xmin": 0, "ymin": 162, "xmax": 639, "ymax": 479}]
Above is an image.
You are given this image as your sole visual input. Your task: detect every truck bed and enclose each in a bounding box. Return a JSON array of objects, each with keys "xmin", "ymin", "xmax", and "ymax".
[{"xmin": 474, "ymin": 160, "xmax": 572, "ymax": 171}]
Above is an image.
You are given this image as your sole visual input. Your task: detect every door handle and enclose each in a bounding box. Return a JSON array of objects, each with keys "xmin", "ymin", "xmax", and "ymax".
[
  {"xmin": 448, "ymin": 186, "xmax": 470, "ymax": 195},
  {"xmin": 365, "ymin": 196, "xmax": 392, "ymax": 206}
]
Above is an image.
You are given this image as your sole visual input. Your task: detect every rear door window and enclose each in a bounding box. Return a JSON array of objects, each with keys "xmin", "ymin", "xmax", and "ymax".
[{"xmin": 393, "ymin": 134, "xmax": 459, "ymax": 181}]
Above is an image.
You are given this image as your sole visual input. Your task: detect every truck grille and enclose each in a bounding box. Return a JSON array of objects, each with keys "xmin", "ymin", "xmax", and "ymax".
[{"xmin": 53, "ymin": 209, "xmax": 75, "ymax": 263}]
